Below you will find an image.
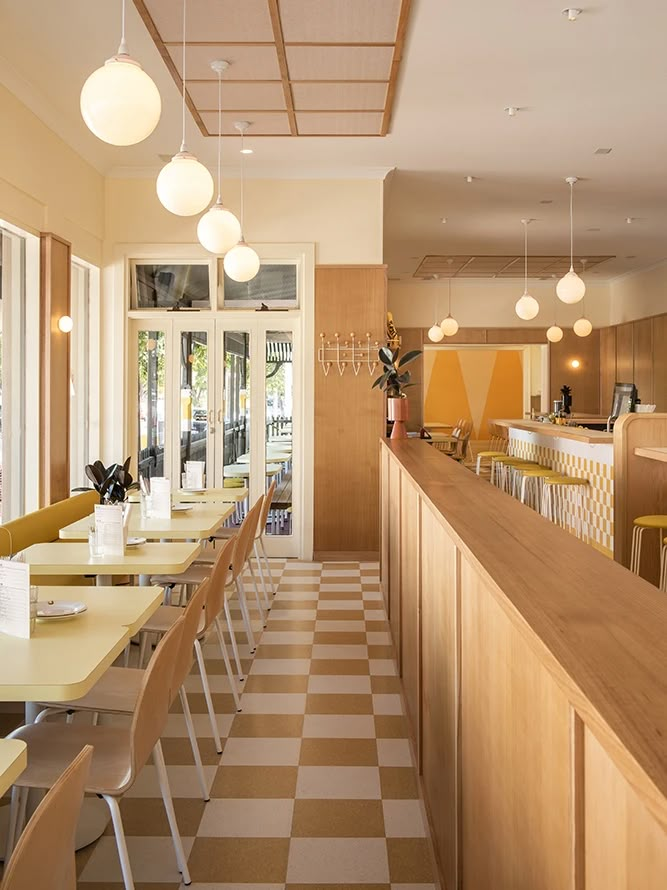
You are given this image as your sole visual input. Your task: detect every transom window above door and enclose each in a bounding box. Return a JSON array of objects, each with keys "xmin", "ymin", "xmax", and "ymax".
[{"xmin": 131, "ymin": 262, "xmax": 213, "ymax": 310}]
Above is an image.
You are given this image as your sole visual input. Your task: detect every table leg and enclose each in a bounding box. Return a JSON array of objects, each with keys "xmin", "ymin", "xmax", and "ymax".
[{"xmin": 96, "ymin": 574, "xmax": 112, "ymax": 586}]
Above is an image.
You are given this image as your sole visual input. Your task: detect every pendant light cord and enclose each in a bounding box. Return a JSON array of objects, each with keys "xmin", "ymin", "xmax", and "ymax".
[
  {"xmin": 447, "ymin": 278, "xmax": 452, "ymax": 316},
  {"xmin": 239, "ymin": 128, "xmax": 246, "ymax": 236},
  {"xmin": 216, "ymin": 72, "xmax": 222, "ymax": 202},
  {"xmin": 180, "ymin": 0, "xmax": 187, "ymax": 152},
  {"xmin": 524, "ymin": 220, "xmax": 528, "ymax": 295},
  {"xmin": 569, "ymin": 180, "xmax": 574, "ymax": 271},
  {"xmin": 118, "ymin": 0, "xmax": 128, "ymax": 55}
]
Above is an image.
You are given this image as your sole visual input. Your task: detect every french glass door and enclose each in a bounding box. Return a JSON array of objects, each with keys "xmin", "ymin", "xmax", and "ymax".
[{"xmin": 130, "ymin": 314, "xmax": 300, "ymax": 557}]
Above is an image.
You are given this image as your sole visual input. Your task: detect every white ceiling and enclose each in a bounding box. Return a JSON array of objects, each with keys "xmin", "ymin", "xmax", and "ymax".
[{"xmin": 2, "ymin": 0, "xmax": 667, "ymax": 279}]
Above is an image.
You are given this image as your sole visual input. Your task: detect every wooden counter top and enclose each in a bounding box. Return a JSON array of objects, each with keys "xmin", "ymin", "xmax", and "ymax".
[
  {"xmin": 493, "ymin": 417, "xmax": 613, "ymax": 444},
  {"xmin": 635, "ymin": 446, "xmax": 667, "ymax": 463},
  {"xmin": 382, "ymin": 438, "xmax": 667, "ymax": 835}
]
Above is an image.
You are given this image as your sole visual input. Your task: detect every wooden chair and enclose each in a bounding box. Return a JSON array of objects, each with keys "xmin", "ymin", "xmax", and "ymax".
[
  {"xmin": 143, "ymin": 536, "xmax": 241, "ymax": 754},
  {"xmin": 2, "ymin": 746, "xmax": 92, "ymax": 890},
  {"xmin": 35, "ymin": 579, "xmax": 214, "ymax": 802},
  {"xmin": 6, "ymin": 619, "xmax": 191, "ymax": 890}
]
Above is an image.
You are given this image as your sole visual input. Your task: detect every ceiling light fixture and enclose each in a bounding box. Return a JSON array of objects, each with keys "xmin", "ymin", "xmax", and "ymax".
[
  {"xmin": 556, "ymin": 176, "xmax": 586, "ymax": 304},
  {"xmin": 156, "ymin": 0, "xmax": 214, "ymax": 216},
  {"xmin": 504, "ymin": 106, "xmax": 518, "ymax": 117},
  {"xmin": 546, "ymin": 325, "xmax": 563, "ymax": 343},
  {"xmin": 197, "ymin": 61, "xmax": 241, "ymax": 255},
  {"xmin": 573, "ymin": 259, "xmax": 593, "ymax": 337},
  {"xmin": 440, "ymin": 217, "xmax": 448, "ymax": 224},
  {"xmin": 626, "ymin": 217, "xmax": 635, "ymax": 224},
  {"xmin": 440, "ymin": 277, "xmax": 459, "ymax": 337},
  {"xmin": 465, "ymin": 175, "xmax": 474, "ymax": 183},
  {"xmin": 223, "ymin": 121, "xmax": 260, "ymax": 282},
  {"xmin": 515, "ymin": 219, "xmax": 540, "ymax": 321},
  {"xmin": 562, "ymin": 8, "xmax": 582, "ymax": 21},
  {"xmin": 80, "ymin": 0, "xmax": 161, "ymax": 145}
]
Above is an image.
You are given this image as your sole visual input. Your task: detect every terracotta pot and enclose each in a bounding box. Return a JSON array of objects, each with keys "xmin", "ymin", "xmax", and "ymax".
[{"xmin": 388, "ymin": 396, "xmax": 409, "ymax": 439}]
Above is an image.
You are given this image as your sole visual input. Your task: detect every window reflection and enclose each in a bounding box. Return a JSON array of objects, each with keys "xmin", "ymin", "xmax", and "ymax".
[
  {"xmin": 265, "ymin": 332, "xmax": 293, "ymax": 536},
  {"xmin": 179, "ymin": 331, "xmax": 208, "ymax": 485},
  {"xmin": 223, "ymin": 332, "xmax": 250, "ymax": 508},
  {"xmin": 137, "ymin": 330, "xmax": 165, "ymax": 478}
]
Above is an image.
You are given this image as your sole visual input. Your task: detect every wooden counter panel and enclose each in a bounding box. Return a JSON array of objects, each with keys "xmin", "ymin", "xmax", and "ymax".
[
  {"xmin": 400, "ymin": 474, "xmax": 421, "ymax": 752},
  {"xmin": 380, "ymin": 444, "xmax": 390, "ymax": 611},
  {"xmin": 421, "ymin": 500, "xmax": 459, "ymax": 889},
  {"xmin": 380, "ymin": 438, "xmax": 667, "ymax": 887},
  {"xmin": 387, "ymin": 454, "xmax": 402, "ymax": 653},
  {"xmin": 460, "ymin": 558, "xmax": 572, "ymax": 890}
]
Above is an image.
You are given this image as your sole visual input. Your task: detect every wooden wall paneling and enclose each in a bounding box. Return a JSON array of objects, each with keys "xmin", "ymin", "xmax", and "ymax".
[
  {"xmin": 549, "ymin": 328, "xmax": 601, "ymax": 415},
  {"xmin": 441, "ymin": 328, "xmax": 488, "ymax": 344},
  {"xmin": 486, "ymin": 327, "xmax": 547, "ymax": 344},
  {"xmin": 380, "ymin": 443, "xmax": 390, "ymax": 612},
  {"xmin": 584, "ymin": 726, "xmax": 667, "ymax": 890},
  {"xmin": 633, "ymin": 318, "xmax": 654, "ymax": 405},
  {"xmin": 388, "ymin": 453, "xmax": 402, "ymax": 658},
  {"xmin": 460, "ymin": 558, "xmax": 573, "ymax": 890},
  {"xmin": 39, "ymin": 232, "xmax": 71, "ymax": 506},
  {"xmin": 313, "ymin": 266, "xmax": 387, "ymax": 555},
  {"xmin": 420, "ymin": 501, "xmax": 460, "ymax": 890},
  {"xmin": 616, "ymin": 322, "xmax": 634, "ymax": 382},
  {"xmin": 599, "ymin": 326, "xmax": 617, "ymax": 417},
  {"xmin": 399, "ymin": 473, "xmax": 421, "ymax": 753},
  {"xmin": 613, "ymin": 413, "xmax": 667, "ymax": 581},
  {"xmin": 399, "ymin": 327, "xmax": 423, "ymax": 432},
  {"xmin": 653, "ymin": 316, "xmax": 667, "ymax": 412}
]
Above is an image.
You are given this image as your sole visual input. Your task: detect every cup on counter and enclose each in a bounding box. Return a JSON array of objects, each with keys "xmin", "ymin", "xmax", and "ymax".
[
  {"xmin": 88, "ymin": 526, "xmax": 103, "ymax": 558},
  {"xmin": 139, "ymin": 491, "xmax": 151, "ymax": 519}
]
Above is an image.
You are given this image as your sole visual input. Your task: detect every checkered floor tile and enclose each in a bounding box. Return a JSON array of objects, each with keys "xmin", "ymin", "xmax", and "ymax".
[{"xmin": 72, "ymin": 560, "xmax": 437, "ymax": 889}]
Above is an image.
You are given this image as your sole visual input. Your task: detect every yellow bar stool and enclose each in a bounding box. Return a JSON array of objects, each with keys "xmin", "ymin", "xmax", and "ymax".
[
  {"xmin": 629, "ymin": 515, "xmax": 667, "ymax": 577},
  {"xmin": 508, "ymin": 462, "xmax": 549, "ymax": 499},
  {"xmin": 519, "ymin": 468, "xmax": 561, "ymax": 511},
  {"xmin": 661, "ymin": 537, "xmax": 667, "ymax": 591},
  {"xmin": 491, "ymin": 456, "xmax": 527, "ymax": 490},
  {"xmin": 476, "ymin": 450, "xmax": 507, "ymax": 477},
  {"xmin": 541, "ymin": 477, "xmax": 590, "ymax": 540}
]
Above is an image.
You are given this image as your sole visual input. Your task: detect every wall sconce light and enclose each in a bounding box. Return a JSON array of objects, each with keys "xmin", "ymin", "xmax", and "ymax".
[
  {"xmin": 58, "ymin": 315, "xmax": 73, "ymax": 333},
  {"xmin": 570, "ymin": 358, "xmax": 581, "ymax": 369}
]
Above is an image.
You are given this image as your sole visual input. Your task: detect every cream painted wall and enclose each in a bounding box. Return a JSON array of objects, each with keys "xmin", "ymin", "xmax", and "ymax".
[
  {"xmin": 389, "ymin": 278, "xmax": 612, "ymax": 329},
  {"xmin": 609, "ymin": 263, "xmax": 667, "ymax": 324},
  {"xmin": 105, "ymin": 177, "xmax": 384, "ymax": 264},
  {"xmin": 0, "ymin": 83, "xmax": 104, "ymax": 264}
]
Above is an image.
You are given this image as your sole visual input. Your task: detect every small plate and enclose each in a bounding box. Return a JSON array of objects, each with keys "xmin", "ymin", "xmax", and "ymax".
[
  {"xmin": 171, "ymin": 505, "xmax": 193, "ymax": 513},
  {"xmin": 36, "ymin": 600, "xmax": 87, "ymax": 620},
  {"xmin": 126, "ymin": 537, "xmax": 147, "ymax": 547}
]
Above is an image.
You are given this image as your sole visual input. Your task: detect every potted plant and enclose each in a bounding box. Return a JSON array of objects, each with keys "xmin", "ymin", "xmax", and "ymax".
[
  {"xmin": 74, "ymin": 458, "xmax": 140, "ymax": 505},
  {"xmin": 372, "ymin": 346, "xmax": 421, "ymax": 439}
]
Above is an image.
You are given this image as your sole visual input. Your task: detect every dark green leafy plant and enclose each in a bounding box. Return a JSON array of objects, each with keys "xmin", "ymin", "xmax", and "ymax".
[
  {"xmin": 372, "ymin": 346, "xmax": 421, "ymax": 398},
  {"xmin": 74, "ymin": 458, "xmax": 140, "ymax": 505}
]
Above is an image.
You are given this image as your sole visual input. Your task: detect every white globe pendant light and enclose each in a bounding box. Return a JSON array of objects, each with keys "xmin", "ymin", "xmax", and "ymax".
[
  {"xmin": 197, "ymin": 61, "xmax": 241, "ymax": 254},
  {"xmin": 223, "ymin": 121, "xmax": 260, "ymax": 283},
  {"xmin": 515, "ymin": 219, "xmax": 540, "ymax": 320},
  {"xmin": 427, "ymin": 276, "xmax": 444, "ymax": 341},
  {"xmin": 574, "ymin": 317, "xmax": 593, "ymax": 337},
  {"xmin": 556, "ymin": 177, "xmax": 586, "ymax": 304},
  {"xmin": 157, "ymin": 0, "xmax": 213, "ymax": 216},
  {"xmin": 546, "ymin": 325, "xmax": 564, "ymax": 343},
  {"xmin": 80, "ymin": 0, "xmax": 161, "ymax": 146}
]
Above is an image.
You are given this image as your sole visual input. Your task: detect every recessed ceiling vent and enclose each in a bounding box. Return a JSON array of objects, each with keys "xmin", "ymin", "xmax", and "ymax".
[{"xmin": 594, "ymin": 147, "xmax": 613, "ymax": 154}]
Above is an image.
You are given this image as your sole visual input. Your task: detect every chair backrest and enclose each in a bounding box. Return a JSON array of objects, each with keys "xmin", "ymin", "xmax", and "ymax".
[
  {"xmin": 256, "ymin": 480, "xmax": 276, "ymax": 541},
  {"xmin": 231, "ymin": 496, "xmax": 263, "ymax": 580},
  {"xmin": 204, "ymin": 535, "xmax": 237, "ymax": 627},
  {"xmin": 129, "ymin": 618, "xmax": 184, "ymax": 785},
  {"xmin": 1, "ymin": 745, "xmax": 93, "ymax": 890},
  {"xmin": 170, "ymin": 580, "xmax": 210, "ymax": 695}
]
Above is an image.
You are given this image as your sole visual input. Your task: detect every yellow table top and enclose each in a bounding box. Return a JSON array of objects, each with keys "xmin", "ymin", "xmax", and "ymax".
[
  {"xmin": 0, "ymin": 740, "xmax": 27, "ymax": 796},
  {"xmin": 59, "ymin": 503, "xmax": 233, "ymax": 541},
  {"xmin": 19, "ymin": 542, "xmax": 201, "ymax": 576},
  {"xmin": 128, "ymin": 487, "xmax": 248, "ymax": 504},
  {"xmin": 0, "ymin": 586, "xmax": 162, "ymax": 701}
]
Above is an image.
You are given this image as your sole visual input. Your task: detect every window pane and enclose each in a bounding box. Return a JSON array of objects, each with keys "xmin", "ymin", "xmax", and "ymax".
[
  {"xmin": 223, "ymin": 332, "xmax": 250, "ymax": 516},
  {"xmin": 133, "ymin": 264, "xmax": 210, "ymax": 309},
  {"xmin": 265, "ymin": 331, "xmax": 293, "ymax": 536},
  {"xmin": 69, "ymin": 262, "xmax": 90, "ymax": 489},
  {"xmin": 137, "ymin": 331, "xmax": 166, "ymax": 479},
  {"xmin": 179, "ymin": 331, "xmax": 209, "ymax": 487},
  {"xmin": 223, "ymin": 263, "xmax": 297, "ymax": 308}
]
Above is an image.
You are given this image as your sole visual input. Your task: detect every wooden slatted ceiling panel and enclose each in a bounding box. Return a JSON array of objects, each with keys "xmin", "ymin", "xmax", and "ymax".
[
  {"xmin": 133, "ymin": 0, "xmax": 412, "ymax": 137},
  {"xmin": 414, "ymin": 255, "xmax": 615, "ymax": 278}
]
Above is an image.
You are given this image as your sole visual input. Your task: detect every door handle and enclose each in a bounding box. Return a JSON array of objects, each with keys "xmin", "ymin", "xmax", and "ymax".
[
  {"xmin": 208, "ymin": 408, "xmax": 215, "ymax": 434},
  {"xmin": 217, "ymin": 408, "xmax": 223, "ymax": 424}
]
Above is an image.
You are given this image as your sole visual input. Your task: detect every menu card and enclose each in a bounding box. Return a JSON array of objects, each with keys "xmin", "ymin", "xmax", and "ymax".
[
  {"xmin": 150, "ymin": 477, "xmax": 172, "ymax": 518},
  {"xmin": 0, "ymin": 559, "xmax": 31, "ymax": 638},
  {"xmin": 95, "ymin": 504, "xmax": 125, "ymax": 556},
  {"xmin": 185, "ymin": 461, "xmax": 205, "ymax": 489}
]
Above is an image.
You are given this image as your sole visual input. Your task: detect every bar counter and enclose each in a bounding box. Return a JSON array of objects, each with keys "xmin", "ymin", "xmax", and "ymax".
[
  {"xmin": 493, "ymin": 417, "xmax": 614, "ymax": 556},
  {"xmin": 380, "ymin": 438, "xmax": 667, "ymax": 890}
]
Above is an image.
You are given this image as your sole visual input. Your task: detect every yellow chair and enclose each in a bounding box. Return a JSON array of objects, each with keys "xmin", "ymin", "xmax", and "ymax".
[
  {"xmin": 541, "ymin": 477, "xmax": 590, "ymax": 540},
  {"xmin": 518, "ymin": 469, "xmax": 561, "ymax": 511},
  {"xmin": 629, "ymin": 515, "xmax": 667, "ymax": 578}
]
